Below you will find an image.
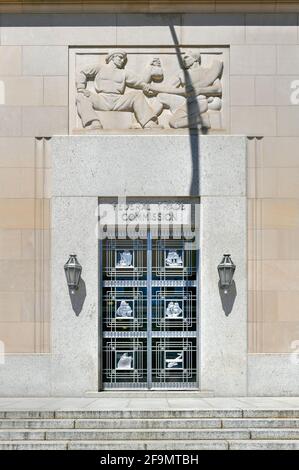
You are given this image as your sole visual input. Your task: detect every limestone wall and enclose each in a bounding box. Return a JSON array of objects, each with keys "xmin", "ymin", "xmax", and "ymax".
[{"xmin": 0, "ymin": 12, "xmax": 299, "ymax": 359}]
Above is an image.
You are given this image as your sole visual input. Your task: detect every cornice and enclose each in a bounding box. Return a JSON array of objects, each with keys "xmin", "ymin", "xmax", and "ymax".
[{"xmin": 1, "ymin": 0, "xmax": 299, "ymax": 13}]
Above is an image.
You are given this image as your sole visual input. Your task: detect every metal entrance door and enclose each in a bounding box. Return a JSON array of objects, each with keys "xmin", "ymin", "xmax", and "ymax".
[{"xmin": 100, "ymin": 232, "xmax": 199, "ymax": 390}]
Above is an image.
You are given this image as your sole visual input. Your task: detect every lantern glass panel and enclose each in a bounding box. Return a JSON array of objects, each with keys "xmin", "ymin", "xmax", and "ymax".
[{"xmin": 64, "ymin": 255, "xmax": 82, "ymax": 290}]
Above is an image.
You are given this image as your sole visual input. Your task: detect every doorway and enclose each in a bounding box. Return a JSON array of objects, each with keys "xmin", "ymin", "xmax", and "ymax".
[{"xmin": 100, "ymin": 229, "xmax": 199, "ymax": 390}]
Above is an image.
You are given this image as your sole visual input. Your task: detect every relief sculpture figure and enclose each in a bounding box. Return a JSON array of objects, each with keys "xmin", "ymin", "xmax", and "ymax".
[
  {"xmin": 145, "ymin": 50, "xmax": 223, "ymax": 129},
  {"xmin": 76, "ymin": 49, "xmax": 162, "ymax": 129}
]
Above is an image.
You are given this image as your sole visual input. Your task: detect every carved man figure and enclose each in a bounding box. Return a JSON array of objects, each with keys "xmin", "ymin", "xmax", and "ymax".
[
  {"xmin": 76, "ymin": 49, "xmax": 161, "ymax": 129},
  {"xmin": 146, "ymin": 50, "xmax": 223, "ymax": 129}
]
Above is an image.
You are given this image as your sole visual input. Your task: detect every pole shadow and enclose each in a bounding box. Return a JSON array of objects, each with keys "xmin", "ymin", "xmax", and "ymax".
[{"xmin": 169, "ymin": 24, "xmax": 207, "ymax": 196}]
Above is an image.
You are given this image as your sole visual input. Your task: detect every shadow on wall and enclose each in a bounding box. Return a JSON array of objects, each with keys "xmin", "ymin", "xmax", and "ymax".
[
  {"xmin": 0, "ymin": 13, "xmax": 290, "ymax": 27},
  {"xmin": 169, "ymin": 24, "xmax": 203, "ymax": 196},
  {"xmin": 218, "ymin": 280, "xmax": 237, "ymax": 316},
  {"xmin": 69, "ymin": 278, "xmax": 86, "ymax": 316}
]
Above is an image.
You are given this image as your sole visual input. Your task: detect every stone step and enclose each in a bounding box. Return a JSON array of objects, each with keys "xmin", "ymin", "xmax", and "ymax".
[
  {"xmin": 222, "ymin": 418, "xmax": 299, "ymax": 428},
  {"xmin": 0, "ymin": 411, "xmax": 55, "ymax": 419},
  {"xmin": 2, "ymin": 439, "xmax": 299, "ymax": 451},
  {"xmin": 0, "ymin": 430, "xmax": 46, "ymax": 440},
  {"xmin": 243, "ymin": 410, "xmax": 299, "ymax": 418},
  {"xmin": 0, "ymin": 441, "xmax": 68, "ymax": 450},
  {"xmin": 74, "ymin": 418, "xmax": 222, "ymax": 429},
  {"xmin": 4, "ymin": 409, "xmax": 299, "ymax": 420},
  {"xmin": 0, "ymin": 419, "xmax": 75, "ymax": 429},
  {"xmin": 1, "ymin": 417, "xmax": 299, "ymax": 430},
  {"xmin": 67, "ymin": 440, "xmax": 229, "ymax": 450},
  {"xmin": 0, "ymin": 440, "xmax": 228, "ymax": 450},
  {"xmin": 45, "ymin": 429, "xmax": 251, "ymax": 440},
  {"xmin": 251, "ymin": 429, "xmax": 299, "ymax": 439},
  {"xmin": 55, "ymin": 409, "xmax": 242, "ymax": 419},
  {"xmin": 2, "ymin": 427, "xmax": 299, "ymax": 441},
  {"xmin": 0, "ymin": 429, "xmax": 250, "ymax": 441},
  {"xmin": 65, "ymin": 409, "xmax": 299, "ymax": 419},
  {"xmin": 229, "ymin": 440, "xmax": 299, "ymax": 450},
  {"xmin": 0, "ymin": 417, "xmax": 226, "ymax": 430}
]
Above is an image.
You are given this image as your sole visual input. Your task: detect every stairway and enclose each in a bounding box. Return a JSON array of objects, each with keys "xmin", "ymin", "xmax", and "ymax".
[{"xmin": 1, "ymin": 409, "xmax": 299, "ymax": 449}]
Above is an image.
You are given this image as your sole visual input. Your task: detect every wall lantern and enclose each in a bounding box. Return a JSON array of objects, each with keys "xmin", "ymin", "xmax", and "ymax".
[
  {"xmin": 64, "ymin": 254, "xmax": 82, "ymax": 294},
  {"xmin": 217, "ymin": 254, "xmax": 236, "ymax": 294}
]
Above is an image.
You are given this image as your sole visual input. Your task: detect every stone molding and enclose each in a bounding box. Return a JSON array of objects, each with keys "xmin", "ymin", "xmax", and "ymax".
[{"xmin": 1, "ymin": 1, "xmax": 299, "ymax": 14}]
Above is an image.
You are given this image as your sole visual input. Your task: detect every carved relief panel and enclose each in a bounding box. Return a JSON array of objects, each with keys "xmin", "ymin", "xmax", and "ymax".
[{"xmin": 69, "ymin": 47, "xmax": 229, "ymax": 133}]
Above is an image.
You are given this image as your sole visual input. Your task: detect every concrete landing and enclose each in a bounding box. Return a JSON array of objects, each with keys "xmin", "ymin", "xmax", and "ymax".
[
  {"xmin": 0, "ymin": 396, "xmax": 299, "ymax": 411},
  {"xmin": 85, "ymin": 390, "xmax": 215, "ymax": 398}
]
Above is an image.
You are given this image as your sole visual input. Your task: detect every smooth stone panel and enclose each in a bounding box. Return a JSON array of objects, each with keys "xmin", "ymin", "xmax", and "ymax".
[
  {"xmin": 254, "ymin": 76, "xmax": 299, "ymax": 106},
  {"xmin": 0, "ymin": 230, "xmax": 21, "ymax": 260},
  {"xmin": 231, "ymin": 106, "xmax": 276, "ymax": 136},
  {"xmin": 277, "ymin": 107, "xmax": 299, "ymax": 136},
  {"xmin": 230, "ymin": 45, "xmax": 276, "ymax": 75},
  {"xmin": 0, "ymin": 14, "xmax": 116, "ymax": 45},
  {"xmin": 52, "ymin": 135, "xmax": 196, "ymax": 197},
  {"xmin": 182, "ymin": 13, "xmax": 245, "ymax": 44},
  {"xmin": 276, "ymin": 76, "xmax": 299, "ymax": 106},
  {"xmin": 245, "ymin": 13, "xmax": 297, "ymax": 44},
  {"xmin": 0, "ymin": 77, "xmax": 43, "ymax": 106},
  {"xmin": 255, "ymin": 76, "xmax": 276, "ymax": 106},
  {"xmin": 0, "ymin": 199, "xmax": 49, "ymax": 230},
  {"xmin": 248, "ymin": 354, "xmax": 299, "ymax": 396},
  {"xmin": 51, "ymin": 135, "xmax": 245, "ymax": 198},
  {"xmin": 22, "ymin": 46, "xmax": 68, "ymax": 76},
  {"xmin": 0, "ymin": 46, "xmax": 21, "ymax": 75},
  {"xmin": 0, "ymin": 137, "xmax": 35, "ymax": 167},
  {"xmin": 230, "ymin": 76, "xmax": 255, "ymax": 106},
  {"xmin": 51, "ymin": 196, "xmax": 98, "ymax": 396},
  {"xmin": 0, "ymin": 106, "xmax": 21, "ymax": 136},
  {"xmin": 116, "ymin": 14, "xmax": 181, "ymax": 45},
  {"xmin": 0, "ymin": 355, "xmax": 51, "ymax": 396},
  {"xmin": 44, "ymin": 76, "xmax": 68, "ymax": 106},
  {"xmin": 200, "ymin": 196, "xmax": 247, "ymax": 396},
  {"xmin": 0, "ymin": 168, "xmax": 35, "ymax": 197},
  {"xmin": 200, "ymin": 136, "xmax": 246, "ymax": 197},
  {"xmin": 22, "ymin": 107, "xmax": 68, "ymax": 137},
  {"xmin": 277, "ymin": 45, "xmax": 299, "ymax": 75}
]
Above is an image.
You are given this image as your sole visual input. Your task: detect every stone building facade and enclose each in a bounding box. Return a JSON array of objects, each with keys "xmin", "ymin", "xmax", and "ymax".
[{"xmin": 0, "ymin": 0, "xmax": 299, "ymax": 396}]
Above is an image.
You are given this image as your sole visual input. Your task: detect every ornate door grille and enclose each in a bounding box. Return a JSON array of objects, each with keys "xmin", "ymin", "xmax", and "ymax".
[{"xmin": 100, "ymin": 232, "xmax": 199, "ymax": 390}]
